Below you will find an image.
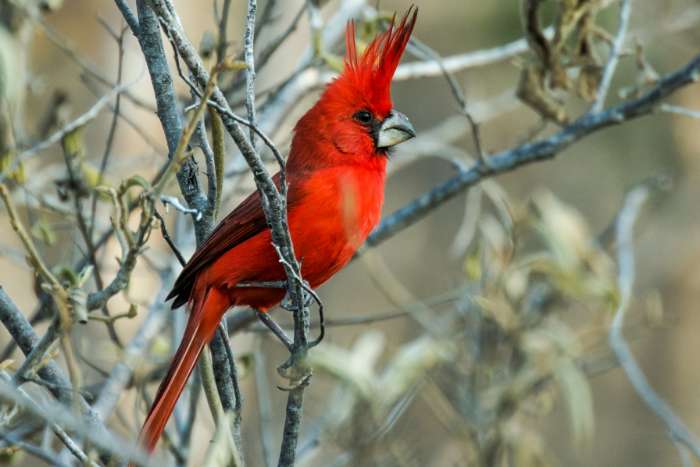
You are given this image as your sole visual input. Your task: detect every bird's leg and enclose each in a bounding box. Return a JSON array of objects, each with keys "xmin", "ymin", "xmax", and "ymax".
[
  {"xmin": 237, "ymin": 280, "xmax": 324, "ymax": 346},
  {"xmin": 257, "ymin": 311, "xmax": 293, "ymax": 351}
]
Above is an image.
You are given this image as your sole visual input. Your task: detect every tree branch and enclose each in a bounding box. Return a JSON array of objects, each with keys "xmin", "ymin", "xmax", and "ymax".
[
  {"xmin": 609, "ymin": 181, "xmax": 700, "ymax": 461},
  {"xmin": 365, "ymin": 51, "xmax": 700, "ymax": 249},
  {"xmin": 593, "ymin": 0, "xmax": 632, "ymax": 112}
]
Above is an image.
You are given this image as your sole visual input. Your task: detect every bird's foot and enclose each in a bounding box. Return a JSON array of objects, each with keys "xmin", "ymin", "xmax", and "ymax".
[{"xmin": 280, "ymin": 280, "xmax": 313, "ymax": 312}]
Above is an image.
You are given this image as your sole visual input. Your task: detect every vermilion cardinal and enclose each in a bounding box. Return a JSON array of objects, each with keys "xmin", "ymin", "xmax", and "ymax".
[{"xmin": 139, "ymin": 8, "xmax": 418, "ymax": 453}]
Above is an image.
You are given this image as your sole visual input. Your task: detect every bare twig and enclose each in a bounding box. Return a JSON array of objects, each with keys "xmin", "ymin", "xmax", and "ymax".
[
  {"xmin": 258, "ymin": 312, "xmax": 294, "ymax": 351},
  {"xmin": 12, "ymin": 320, "xmax": 59, "ymax": 384},
  {"xmin": 244, "ymin": 0, "xmax": 258, "ymax": 146},
  {"xmin": 90, "ymin": 24, "xmax": 126, "ymax": 237},
  {"xmin": 92, "ymin": 272, "xmax": 173, "ymax": 420},
  {"xmin": 34, "ymin": 17, "xmax": 152, "ymax": 112},
  {"xmin": 61, "ymin": 129, "xmax": 123, "ymax": 345},
  {"xmin": 0, "ymin": 287, "xmax": 117, "ymax": 460},
  {"xmin": 13, "ymin": 81, "xmax": 133, "ymax": 164},
  {"xmin": 593, "ymin": 0, "xmax": 633, "ymax": 112},
  {"xmin": 0, "ymin": 378, "xmax": 155, "ymax": 466},
  {"xmin": 154, "ymin": 209, "xmax": 187, "ymax": 266},
  {"xmin": 255, "ymin": 4, "xmax": 306, "ymax": 75},
  {"xmin": 199, "ymin": 344, "xmax": 243, "ymax": 466},
  {"xmin": 114, "ymin": 0, "xmax": 139, "ymax": 34},
  {"xmin": 216, "ymin": 324, "xmax": 243, "ymax": 418},
  {"xmin": 254, "ymin": 338, "xmax": 275, "ymax": 467},
  {"xmin": 0, "ymin": 432, "xmax": 70, "ymax": 467},
  {"xmin": 85, "ymin": 185, "xmax": 154, "ymax": 311},
  {"xmin": 161, "ymin": 194, "xmax": 202, "ymax": 220},
  {"xmin": 365, "ymin": 51, "xmax": 700, "ymax": 250},
  {"xmin": 407, "ymin": 36, "xmax": 484, "ymax": 160},
  {"xmin": 194, "ymin": 117, "xmax": 218, "ymax": 220},
  {"xmin": 393, "ymin": 27, "xmax": 554, "ymax": 81},
  {"xmin": 216, "ymin": 0, "xmax": 233, "ymax": 62},
  {"xmin": 660, "ymin": 103, "xmax": 700, "ymax": 119},
  {"xmin": 0, "ymin": 372, "xmax": 98, "ymax": 467},
  {"xmin": 609, "ymin": 182, "xmax": 700, "ymax": 461},
  {"xmin": 130, "ymin": 0, "xmax": 211, "ymax": 243}
]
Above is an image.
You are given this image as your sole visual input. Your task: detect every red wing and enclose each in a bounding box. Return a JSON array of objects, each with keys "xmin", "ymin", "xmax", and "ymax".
[{"xmin": 167, "ymin": 173, "xmax": 292, "ymax": 308}]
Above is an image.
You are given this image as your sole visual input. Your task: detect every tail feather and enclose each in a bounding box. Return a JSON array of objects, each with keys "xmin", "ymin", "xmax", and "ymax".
[{"xmin": 139, "ymin": 287, "xmax": 228, "ymax": 453}]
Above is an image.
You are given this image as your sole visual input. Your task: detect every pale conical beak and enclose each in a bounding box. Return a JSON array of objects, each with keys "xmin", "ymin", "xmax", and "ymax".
[{"xmin": 377, "ymin": 111, "xmax": 416, "ymax": 148}]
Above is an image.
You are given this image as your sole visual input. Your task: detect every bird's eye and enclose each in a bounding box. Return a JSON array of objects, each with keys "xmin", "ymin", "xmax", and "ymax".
[{"xmin": 353, "ymin": 110, "xmax": 373, "ymax": 124}]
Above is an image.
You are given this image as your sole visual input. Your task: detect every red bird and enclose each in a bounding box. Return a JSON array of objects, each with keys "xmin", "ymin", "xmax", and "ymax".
[{"xmin": 139, "ymin": 8, "xmax": 418, "ymax": 453}]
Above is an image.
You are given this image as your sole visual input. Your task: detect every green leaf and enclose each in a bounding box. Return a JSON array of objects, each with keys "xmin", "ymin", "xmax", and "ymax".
[{"xmin": 30, "ymin": 219, "xmax": 57, "ymax": 246}]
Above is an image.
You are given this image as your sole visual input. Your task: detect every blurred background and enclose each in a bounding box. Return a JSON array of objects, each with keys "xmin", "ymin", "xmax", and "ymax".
[{"xmin": 1, "ymin": 0, "xmax": 700, "ymax": 466}]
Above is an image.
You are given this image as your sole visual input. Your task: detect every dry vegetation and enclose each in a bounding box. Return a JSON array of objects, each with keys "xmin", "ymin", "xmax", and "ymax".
[{"xmin": 0, "ymin": 0, "xmax": 699, "ymax": 466}]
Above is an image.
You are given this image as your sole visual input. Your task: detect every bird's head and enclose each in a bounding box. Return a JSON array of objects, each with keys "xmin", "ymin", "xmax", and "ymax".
[{"xmin": 290, "ymin": 7, "xmax": 417, "ymax": 170}]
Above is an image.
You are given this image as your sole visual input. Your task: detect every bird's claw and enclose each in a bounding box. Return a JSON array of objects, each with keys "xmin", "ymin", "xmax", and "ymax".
[
  {"xmin": 277, "ymin": 356, "xmax": 312, "ymax": 391},
  {"xmin": 280, "ymin": 281, "xmax": 313, "ymax": 312},
  {"xmin": 276, "ymin": 373, "xmax": 312, "ymax": 392}
]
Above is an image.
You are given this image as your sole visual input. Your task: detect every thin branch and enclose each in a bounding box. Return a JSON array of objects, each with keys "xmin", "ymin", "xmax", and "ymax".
[
  {"xmin": 364, "ymin": 51, "xmax": 700, "ymax": 250},
  {"xmin": 131, "ymin": 0, "xmax": 211, "ymax": 243},
  {"xmin": 217, "ymin": 324, "xmax": 243, "ymax": 416},
  {"xmin": 660, "ymin": 103, "xmax": 700, "ymax": 119},
  {"xmin": 216, "ymin": 0, "xmax": 233, "ymax": 62},
  {"xmin": 0, "ymin": 378, "xmax": 155, "ymax": 466},
  {"xmin": 199, "ymin": 344, "xmax": 243, "ymax": 466},
  {"xmin": 194, "ymin": 117, "xmax": 218, "ymax": 219},
  {"xmin": 593, "ymin": 0, "xmax": 633, "ymax": 112},
  {"xmin": 0, "ymin": 432, "xmax": 69, "ymax": 467},
  {"xmin": 33, "ymin": 17, "xmax": 152, "ymax": 112},
  {"xmin": 90, "ymin": 25, "xmax": 126, "ymax": 237},
  {"xmin": 256, "ymin": 4, "xmax": 306, "ymax": 74},
  {"xmin": 161, "ymin": 194, "xmax": 202, "ymax": 220},
  {"xmin": 244, "ymin": 0, "xmax": 258, "ymax": 146},
  {"xmin": 85, "ymin": 187, "xmax": 154, "ymax": 311},
  {"xmin": 609, "ymin": 182, "xmax": 700, "ymax": 461},
  {"xmin": 407, "ymin": 36, "xmax": 484, "ymax": 160},
  {"xmin": 12, "ymin": 320, "xmax": 60, "ymax": 384},
  {"xmin": 277, "ymin": 378, "xmax": 310, "ymax": 467},
  {"xmin": 0, "ymin": 372, "xmax": 97, "ymax": 466},
  {"xmin": 209, "ymin": 107, "xmax": 226, "ymax": 217},
  {"xmin": 258, "ymin": 312, "xmax": 294, "ymax": 351},
  {"xmin": 393, "ymin": 26, "xmax": 554, "ymax": 81},
  {"xmin": 208, "ymin": 327, "xmax": 245, "ymax": 459},
  {"xmin": 114, "ymin": 0, "xmax": 140, "ymax": 36},
  {"xmin": 210, "ymin": 324, "xmax": 244, "ymax": 455},
  {"xmin": 61, "ymin": 129, "xmax": 123, "ymax": 345},
  {"xmin": 81, "ymin": 75, "xmax": 167, "ymax": 154},
  {"xmin": 254, "ymin": 338, "xmax": 275, "ymax": 467},
  {"xmin": 92, "ymin": 278, "xmax": 172, "ymax": 421},
  {"xmin": 0, "ymin": 287, "xmax": 116, "ymax": 458},
  {"xmin": 13, "ymin": 81, "xmax": 133, "ymax": 166},
  {"xmin": 154, "ymin": 209, "xmax": 187, "ymax": 266}
]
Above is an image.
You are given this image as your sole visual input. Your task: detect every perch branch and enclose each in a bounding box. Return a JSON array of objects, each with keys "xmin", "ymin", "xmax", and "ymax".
[{"xmin": 365, "ymin": 51, "xmax": 700, "ymax": 249}]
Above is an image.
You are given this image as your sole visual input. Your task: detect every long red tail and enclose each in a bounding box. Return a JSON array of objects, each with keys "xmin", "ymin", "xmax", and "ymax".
[{"xmin": 139, "ymin": 287, "xmax": 228, "ymax": 452}]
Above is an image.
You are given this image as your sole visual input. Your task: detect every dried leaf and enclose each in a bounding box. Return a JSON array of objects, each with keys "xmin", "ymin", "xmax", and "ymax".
[
  {"xmin": 475, "ymin": 295, "xmax": 520, "ymax": 333},
  {"xmin": 378, "ymin": 337, "xmax": 455, "ymax": 408},
  {"xmin": 553, "ymin": 358, "xmax": 594, "ymax": 445},
  {"xmin": 532, "ymin": 190, "xmax": 592, "ymax": 270},
  {"xmin": 517, "ymin": 65, "xmax": 569, "ymax": 124}
]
